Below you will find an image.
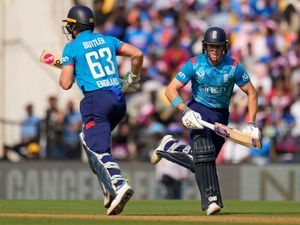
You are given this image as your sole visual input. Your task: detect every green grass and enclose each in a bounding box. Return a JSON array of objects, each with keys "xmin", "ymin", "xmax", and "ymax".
[{"xmin": 0, "ymin": 200, "xmax": 299, "ymax": 225}]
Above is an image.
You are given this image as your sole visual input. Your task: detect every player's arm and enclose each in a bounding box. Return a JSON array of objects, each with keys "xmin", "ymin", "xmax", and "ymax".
[
  {"xmin": 165, "ymin": 78, "xmax": 186, "ymax": 111},
  {"xmin": 239, "ymin": 81, "xmax": 258, "ymax": 123},
  {"xmin": 166, "ymin": 73, "xmax": 204, "ymax": 130},
  {"xmin": 59, "ymin": 65, "xmax": 74, "ymax": 90},
  {"xmin": 118, "ymin": 43, "xmax": 143, "ymax": 77},
  {"xmin": 240, "ymin": 82, "xmax": 261, "ymax": 138}
]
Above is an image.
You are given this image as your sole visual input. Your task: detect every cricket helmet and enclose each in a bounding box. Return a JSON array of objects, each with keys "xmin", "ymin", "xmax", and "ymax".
[
  {"xmin": 64, "ymin": 5, "xmax": 94, "ymax": 27},
  {"xmin": 202, "ymin": 27, "xmax": 228, "ymax": 54},
  {"xmin": 63, "ymin": 5, "xmax": 94, "ymax": 36}
]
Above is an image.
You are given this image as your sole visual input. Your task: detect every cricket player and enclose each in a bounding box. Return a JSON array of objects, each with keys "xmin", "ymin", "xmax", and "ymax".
[
  {"xmin": 151, "ymin": 27, "xmax": 261, "ymax": 215},
  {"xmin": 59, "ymin": 5, "xmax": 143, "ymax": 215}
]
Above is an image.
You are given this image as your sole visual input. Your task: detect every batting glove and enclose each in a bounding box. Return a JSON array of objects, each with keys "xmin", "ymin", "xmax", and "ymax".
[
  {"xmin": 182, "ymin": 107, "xmax": 204, "ymax": 129},
  {"xmin": 121, "ymin": 77, "xmax": 140, "ymax": 93},
  {"xmin": 125, "ymin": 72, "xmax": 140, "ymax": 85},
  {"xmin": 243, "ymin": 122, "xmax": 261, "ymax": 138}
]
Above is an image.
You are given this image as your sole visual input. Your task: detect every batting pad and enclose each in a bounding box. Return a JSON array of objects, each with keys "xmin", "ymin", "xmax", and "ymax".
[
  {"xmin": 156, "ymin": 150, "xmax": 195, "ymax": 172},
  {"xmin": 192, "ymin": 134, "xmax": 223, "ymax": 210},
  {"xmin": 80, "ymin": 133, "xmax": 118, "ymax": 198}
]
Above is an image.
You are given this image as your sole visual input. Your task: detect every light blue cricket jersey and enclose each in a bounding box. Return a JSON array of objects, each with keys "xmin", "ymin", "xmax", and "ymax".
[
  {"xmin": 176, "ymin": 54, "xmax": 250, "ymax": 109},
  {"xmin": 62, "ymin": 30, "xmax": 123, "ymax": 92}
]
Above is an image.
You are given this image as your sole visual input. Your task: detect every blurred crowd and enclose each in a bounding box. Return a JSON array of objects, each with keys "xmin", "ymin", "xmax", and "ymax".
[
  {"xmin": 2, "ymin": 97, "xmax": 82, "ymax": 161},
  {"xmin": 2, "ymin": 0, "xmax": 300, "ymax": 165}
]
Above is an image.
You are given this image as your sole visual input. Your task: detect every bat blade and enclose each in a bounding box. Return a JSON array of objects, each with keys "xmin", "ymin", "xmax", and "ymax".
[
  {"xmin": 40, "ymin": 50, "xmax": 62, "ymax": 69},
  {"xmin": 214, "ymin": 122, "xmax": 261, "ymax": 149}
]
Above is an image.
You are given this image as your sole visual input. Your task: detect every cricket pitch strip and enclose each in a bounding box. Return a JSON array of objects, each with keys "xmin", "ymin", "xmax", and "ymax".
[{"xmin": 0, "ymin": 213, "xmax": 300, "ymax": 224}]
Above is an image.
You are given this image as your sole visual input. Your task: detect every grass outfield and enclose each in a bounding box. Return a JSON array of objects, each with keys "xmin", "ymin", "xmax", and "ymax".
[{"xmin": 0, "ymin": 200, "xmax": 299, "ymax": 225}]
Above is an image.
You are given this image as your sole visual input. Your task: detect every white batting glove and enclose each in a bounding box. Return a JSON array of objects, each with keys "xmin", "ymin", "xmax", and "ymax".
[
  {"xmin": 125, "ymin": 72, "xmax": 140, "ymax": 85},
  {"xmin": 243, "ymin": 122, "xmax": 261, "ymax": 138},
  {"xmin": 121, "ymin": 78, "xmax": 140, "ymax": 93},
  {"xmin": 182, "ymin": 107, "xmax": 204, "ymax": 129}
]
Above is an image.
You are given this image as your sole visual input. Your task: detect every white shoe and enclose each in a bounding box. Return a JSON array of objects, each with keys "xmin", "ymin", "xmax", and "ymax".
[
  {"xmin": 206, "ymin": 202, "xmax": 221, "ymax": 216},
  {"xmin": 107, "ymin": 183, "xmax": 134, "ymax": 216},
  {"xmin": 104, "ymin": 192, "xmax": 113, "ymax": 209},
  {"xmin": 150, "ymin": 135, "xmax": 175, "ymax": 164}
]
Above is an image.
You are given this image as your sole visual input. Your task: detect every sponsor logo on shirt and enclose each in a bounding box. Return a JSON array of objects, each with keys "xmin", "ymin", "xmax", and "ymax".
[{"xmin": 204, "ymin": 86, "xmax": 227, "ymax": 94}]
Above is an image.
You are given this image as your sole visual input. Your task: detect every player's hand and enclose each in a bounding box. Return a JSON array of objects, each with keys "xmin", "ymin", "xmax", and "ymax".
[
  {"xmin": 121, "ymin": 78, "xmax": 140, "ymax": 93},
  {"xmin": 182, "ymin": 107, "xmax": 204, "ymax": 129},
  {"xmin": 243, "ymin": 122, "xmax": 261, "ymax": 138},
  {"xmin": 125, "ymin": 72, "xmax": 140, "ymax": 85}
]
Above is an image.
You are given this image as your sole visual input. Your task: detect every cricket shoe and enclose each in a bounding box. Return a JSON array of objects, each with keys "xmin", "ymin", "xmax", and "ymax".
[
  {"xmin": 206, "ymin": 202, "xmax": 221, "ymax": 216},
  {"xmin": 107, "ymin": 183, "xmax": 134, "ymax": 216},
  {"xmin": 103, "ymin": 192, "xmax": 113, "ymax": 209},
  {"xmin": 150, "ymin": 135, "xmax": 178, "ymax": 164}
]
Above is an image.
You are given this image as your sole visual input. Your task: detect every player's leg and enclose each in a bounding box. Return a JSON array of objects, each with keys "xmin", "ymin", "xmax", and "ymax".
[
  {"xmin": 191, "ymin": 133, "xmax": 223, "ymax": 215},
  {"xmin": 188, "ymin": 100, "xmax": 228, "ymax": 215},
  {"xmin": 80, "ymin": 131, "xmax": 127, "ymax": 194},
  {"xmin": 150, "ymin": 135, "xmax": 195, "ymax": 172},
  {"xmin": 103, "ymin": 91, "xmax": 134, "ymax": 216},
  {"xmin": 80, "ymin": 90, "xmax": 133, "ymax": 215}
]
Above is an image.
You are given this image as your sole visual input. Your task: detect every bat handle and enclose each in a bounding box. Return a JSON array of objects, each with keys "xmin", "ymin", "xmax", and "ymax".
[{"xmin": 197, "ymin": 119, "xmax": 215, "ymax": 130}]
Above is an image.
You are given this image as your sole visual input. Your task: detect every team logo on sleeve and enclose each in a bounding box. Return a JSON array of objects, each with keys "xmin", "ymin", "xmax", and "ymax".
[
  {"xmin": 62, "ymin": 56, "xmax": 70, "ymax": 63},
  {"xmin": 242, "ymin": 72, "xmax": 249, "ymax": 81}
]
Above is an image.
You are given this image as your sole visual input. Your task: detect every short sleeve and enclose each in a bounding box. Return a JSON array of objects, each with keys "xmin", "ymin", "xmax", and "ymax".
[
  {"xmin": 109, "ymin": 36, "xmax": 125, "ymax": 53},
  {"xmin": 175, "ymin": 59, "xmax": 193, "ymax": 84},
  {"xmin": 62, "ymin": 43, "xmax": 74, "ymax": 66},
  {"xmin": 234, "ymin": 62, "xmax": 250, "ymax": 87}
]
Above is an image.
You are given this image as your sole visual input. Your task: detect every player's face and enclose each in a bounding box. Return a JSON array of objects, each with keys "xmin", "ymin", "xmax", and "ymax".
[
  {"xmin": 207, "ymin": 44, "xmax": 224, "ymax": 65},
  {"xmin": 62, "ymin": 22, "xmax": 76, "ymax": 40}
]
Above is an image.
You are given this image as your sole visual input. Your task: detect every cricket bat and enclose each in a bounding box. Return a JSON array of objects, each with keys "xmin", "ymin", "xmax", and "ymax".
[
  {"xmin": 199, "ymin": 120, "xmax": 262, "ymax": 149},
  {"xmin": 40, "ymin": 50, "xmax": 62, "ymax": 69}
]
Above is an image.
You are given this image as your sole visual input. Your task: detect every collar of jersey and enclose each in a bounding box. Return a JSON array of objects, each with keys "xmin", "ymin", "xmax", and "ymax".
[
  {"xmin": 205, "ymin": 54, "xmax": 225, "ymax": 67},
  {"xmin": 77, "ymin": 30, "xmax": 93, "ymax": 38}
]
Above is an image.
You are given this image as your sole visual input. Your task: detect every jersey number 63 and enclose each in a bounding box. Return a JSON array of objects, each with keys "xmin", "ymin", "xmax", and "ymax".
[{"xmin": 85, "ymin": 47, "xmax": 116, "ymax": 79}]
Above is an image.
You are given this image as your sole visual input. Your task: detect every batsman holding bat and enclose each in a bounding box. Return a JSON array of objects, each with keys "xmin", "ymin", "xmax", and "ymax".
[
  {"xmin": 59, "ymin": 5, "xmax": 143, "ymax": 215},
  {"xmin": 151, "ymin": 27, "xmax": 261, "ymax": 215}
]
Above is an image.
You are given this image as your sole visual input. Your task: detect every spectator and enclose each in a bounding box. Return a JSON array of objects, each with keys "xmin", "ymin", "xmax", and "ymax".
[
  {"xmin": 63, "ymin": 100, "xmax": 82, "ymax": 159},
  {"xmin": 3, "ymin": 103, "xmax": 41, "ymax": 160},
  {"xmin": 43, "ymin": 96, "xmax": 64, "ymax": 159}
]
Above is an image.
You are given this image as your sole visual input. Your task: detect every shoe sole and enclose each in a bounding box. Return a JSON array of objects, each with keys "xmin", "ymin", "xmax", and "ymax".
[
  {"xmin": 207, "ymin": 206, "xmax": 221, "ymax": 216},
  {"xmin": 107, "ymin": 189, "xmax": 134, "ymax": 215}
]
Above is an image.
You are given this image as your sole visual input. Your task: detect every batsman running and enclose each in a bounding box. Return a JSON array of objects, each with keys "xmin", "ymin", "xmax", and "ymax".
[
  {"xmin": 59, "ymin": 5, "xmax": 143, "ymax": 215},
  {"xmin": 151, "ymin": 27, "xmax": 261, "ymax": 215}
]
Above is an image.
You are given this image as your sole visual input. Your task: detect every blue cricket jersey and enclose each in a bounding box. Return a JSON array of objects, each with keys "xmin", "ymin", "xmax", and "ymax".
[
  {"xmin": 176, "ymin": 54, "xmax": 250, "ymax": 109},
  {"xmin": 62, "ymin": 30, "xmax": 124, "ymax": 92}
]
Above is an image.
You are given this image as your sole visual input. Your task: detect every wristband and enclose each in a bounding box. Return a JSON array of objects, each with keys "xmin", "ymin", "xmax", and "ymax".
[
  {"xmin": 171, "ymin": 96, "xmax": 183, "ymax": 108},
  {"xmin": 182, "ymin": 106, "xmax": 190, "ymax": 115},
  {"xmin": 248, "ymin": 121, "xmax": 256, "ymax": 126}
]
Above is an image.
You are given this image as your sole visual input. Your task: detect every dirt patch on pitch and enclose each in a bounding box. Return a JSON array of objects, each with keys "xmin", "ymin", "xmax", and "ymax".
[{"xmin": 0, "ymin": 213, "xmax": 300, "ymax": 224}]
